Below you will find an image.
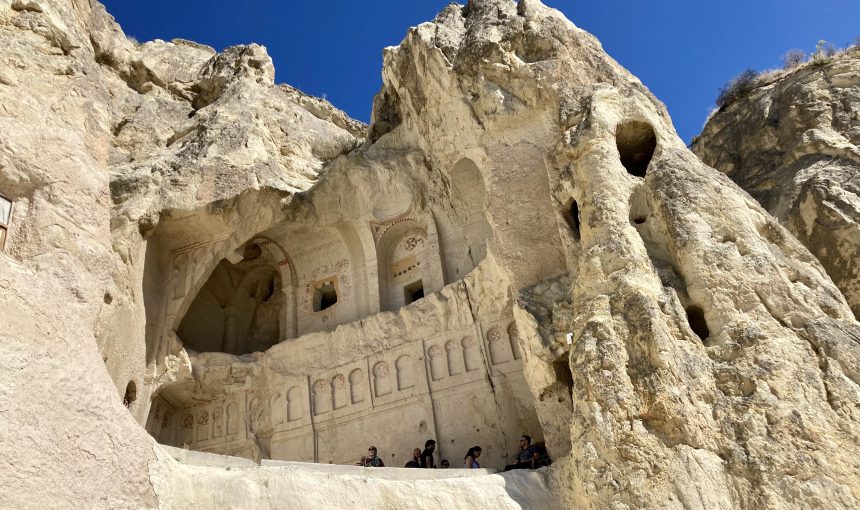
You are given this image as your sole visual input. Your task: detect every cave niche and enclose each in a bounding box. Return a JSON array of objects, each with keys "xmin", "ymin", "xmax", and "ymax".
[{"xmin": 177, "ymin": 246, "xmax": 283, "ymax": 355}]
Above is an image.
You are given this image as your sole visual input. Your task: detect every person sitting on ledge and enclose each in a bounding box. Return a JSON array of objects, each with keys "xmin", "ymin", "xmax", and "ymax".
[
  {"xmin": 404, "ymin": 448, "xmax": 422, "ymax": 468},
  {"xmin": 421, "ymin": 439, "xmax": 436, "ymax": 468},
  {"xmin": 359, "ymin": 446, "xmax": 385, "ymax": 467},
  {"xmin": 464, "ymin": 446, "xmax": 482, "ymax": 469},
  {"xmin": 440, "ymin": 459, "xmax": 450, "ymax": 468},
  {"xmin": 504, "ymin": 435, "xmax": 539, "ymax": 471}
]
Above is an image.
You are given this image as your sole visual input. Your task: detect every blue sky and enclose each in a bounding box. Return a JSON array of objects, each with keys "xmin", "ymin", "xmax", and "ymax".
[{"xmin": 101, "ymin": 0, "xmax": 859, "ymax": 143}]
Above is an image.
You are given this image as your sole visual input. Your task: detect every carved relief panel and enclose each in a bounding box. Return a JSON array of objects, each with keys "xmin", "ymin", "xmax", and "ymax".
[
  {"xmin": 312, "ymin": 378, "xmax": 330, "ymax": 416},
  {"xmin": 309, "ymin": 360, "xmax": 371, "ymax": 424},
  {"xmin": 270, "ymin": 390, "xmax": 286, "ymax": 426},
  {"xmin": 428, "ymin": 344, "xmax": 446, "ymax": 381},
  {"xmin": 395, "ymin": 355, "xmax": 414, "ymax": 390},
  {"xmin": 286, "ymin": 385, "xmax": 304, "ymax": 422},
  {"xmin": 445, "ymin": 339, "xmax": 465, "ymax": 376},
  {"xmin": 332, "ymin": 374, "xmax": 349, "ymax": 410},
  {"xmin": 487, "ymin": 326, "xmax": 512, "ymax": 365},
  {"xmin": 462, "ymin": 336, "xmax": 482, "ymax": 372},
  {"xmin": 212, "ymin": 405, "xmax": 224, "ymax": 439},
  {"xmin": 507, "ymin": 321, "xmax": 522, "ymax": 360},
  {"xmin": 349, "ymin": 368, "xmax": 365, "ymax": 404},
  {"xmin": 226, "ymin": 399, "xmax": 240, "ymax": 436},
  {"xmin": 271, "ymin": 377, "xmax": 312, "ymax": 440},
  {"xmin": 196, "ymin": 409, "xmax": 210, "ymax": 443},
  {"xmin": 373, "ymin": 361, "xmax": 392, "ymax": 397},
  {"xmin": 425, "ymin": 326, "xmax": 487, "ymax": 393},
  {"xmin": 369, "ymin": 342, "xmax": 426, "ymax": 407},
  {"xmin": 483, "ymin": 316, "xmax": 523, "ymax": 376}
]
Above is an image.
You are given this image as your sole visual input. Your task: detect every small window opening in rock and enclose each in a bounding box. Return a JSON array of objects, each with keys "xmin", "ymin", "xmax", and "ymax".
[
  {"xmin": 314, "ymin": 281, "xmax": 338, "ymax": 312},
  {"xmin": 404, "ymin": 280, "xmax": 425, "ymax": 305},
  {"xmin": 552, "ymin": 355, "xmax": 574, "ymax": 391},
  {"xmin": 565, "ymin": 199, "xmax": 581, "ymax": 240},
  {"xmin": 103, "ymin": 292, "xmax": 113, "ymax": 304},
  {"xmin": 243, "ymin": 243, "xmax": 262, "ymax": 261},
  {"xmin": 616, "ymin": 121, "xmax": 657, "ymax": 177},
  {"xmin": 0, "ymin": 193, "xmax": 11, "ymax": 252},
  {"xmin": 686, "ymin": 305, "xmax": 710, "ymax": 341},
  {"xmin": 633, "ymin": 216, "xmax": 647, "ymax": 225},
  {"xmin": 123, "ymin": 381, "xmax": 137, "ymax": 408}
]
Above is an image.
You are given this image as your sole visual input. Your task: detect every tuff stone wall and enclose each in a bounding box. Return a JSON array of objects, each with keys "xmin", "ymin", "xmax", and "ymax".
[
  {"xmin": 2, "ymin": 0, "xmax": 860, "ymax": 509},
  {"xmin": 694, "ymin": 49, "xmax": 860, "ymax": 319}
]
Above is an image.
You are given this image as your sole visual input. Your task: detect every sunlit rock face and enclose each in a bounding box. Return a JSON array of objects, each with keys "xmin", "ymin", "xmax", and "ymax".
[
  {"xmin": 694, "ymin": 49, "xmax": 860, "ymax": 320},
  {"xmin": 2, "ymin": 0, "xmax": 860, "ymax": 508}
]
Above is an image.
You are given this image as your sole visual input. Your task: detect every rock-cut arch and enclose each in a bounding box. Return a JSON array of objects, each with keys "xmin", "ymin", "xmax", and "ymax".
[
  {"xmin": 176, "ymin": 241, "xmax": 284, "ymax": 355},
  {"xmin": 376, "ymin": 219, "xmax": 442, "ymax": 312},
  {"xmin": 449, "ymin": 158, "xmax": 493, "ymax": 267}
]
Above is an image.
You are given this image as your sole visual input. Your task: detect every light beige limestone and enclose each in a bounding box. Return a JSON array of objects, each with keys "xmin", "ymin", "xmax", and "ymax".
[
  {"xmin": 694, "ymin": 49, "xmax": 860, "ymax": 320},
  {"xmin": 2, "ymin": 0, "xmax": 860, "ymax": 509}
]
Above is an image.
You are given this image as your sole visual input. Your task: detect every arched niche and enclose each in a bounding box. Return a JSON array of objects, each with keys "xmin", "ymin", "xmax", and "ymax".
[
  {"xmin": 439, "ymin": 158, "xmax": 493, "ymax": 281},
  {"xmin": 286, "ymin": 226, "xmax": 361, "ymax": 336},
  {"xmin": 176, "ymin": 241, "xmax": 284, "ymax": 355},
  {"xmin": 376, "ymin": 220, "xmax": 443, "ymax": 312},
  {"xmin": 616, "ymin": 121, "xmax": 657, "ymax": 177}
]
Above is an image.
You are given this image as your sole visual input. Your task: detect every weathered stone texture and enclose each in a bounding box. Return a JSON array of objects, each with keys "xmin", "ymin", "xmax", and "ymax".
[
  {"xmin": 694, "ymin": 50, "xmax": 860, "ymax": 319},
  {"xmin": 2, "ymin": 0, "xmax": 860, "ymax": 508}
]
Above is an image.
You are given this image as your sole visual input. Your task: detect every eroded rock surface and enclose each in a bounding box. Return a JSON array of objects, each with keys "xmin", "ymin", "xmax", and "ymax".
[
  {"xmin": 694, "ymin": 49, "xmax": 860, "ymax": 319},
  {"xmin": 2, "ymin": 0, "xmax": 860, "ymax": 509}
]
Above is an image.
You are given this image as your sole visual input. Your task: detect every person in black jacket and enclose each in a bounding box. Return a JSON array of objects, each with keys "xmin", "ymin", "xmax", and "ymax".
[
  {"xmin": 404, "ymin": 448, "xmax": 422, "ymax": 468},
  {"xmin": 420, "ymin": 439, "xmax": 436, "ymax": 468}
]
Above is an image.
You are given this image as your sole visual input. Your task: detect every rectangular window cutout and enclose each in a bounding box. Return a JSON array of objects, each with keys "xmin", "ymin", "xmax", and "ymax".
[
  {"xmin": 404, "ymin": 280, "xmax": 424, "ymax": 305},
  {"xmin": 312, "ymin": 279, "xmax": 338, "ymax": 312}
]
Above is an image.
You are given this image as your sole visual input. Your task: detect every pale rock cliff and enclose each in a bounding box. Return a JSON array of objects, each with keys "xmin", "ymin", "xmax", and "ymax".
[
  {"xmin": 1, "ymin": 0, "xmax": 859, "ymax": 509},
  {"xmin": 694, "ymin": 49, "xmax": 860, "ymax": 319}
]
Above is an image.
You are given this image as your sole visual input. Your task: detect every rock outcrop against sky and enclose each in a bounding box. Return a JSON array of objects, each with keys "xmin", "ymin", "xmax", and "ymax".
[
  {"xmin": 1, "ymin": 0, "xmax": 859, "ymax": 508},
  {"xmin": 695, "ymin": 49, "xmax": 860, "ymax": 321}
]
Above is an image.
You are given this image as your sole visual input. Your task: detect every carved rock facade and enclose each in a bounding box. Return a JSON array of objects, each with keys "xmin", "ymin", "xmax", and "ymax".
[{"xmin": 2, "ymin": 0, "xmax": 860, "ymax": 508}]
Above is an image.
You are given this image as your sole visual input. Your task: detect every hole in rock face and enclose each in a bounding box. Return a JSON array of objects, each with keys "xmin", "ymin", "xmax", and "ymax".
[
  {"xmin": 103, "ymin": 292, "xmax": 113, "ymax": 304},
  {"xmin": 314, "ymin": 281, "xmax": 338, "ymax": 312},
  {"xmin": 633, "ymin": 216, "xmax": 647, "ymax": 225},
  {"xmin": 243, "ymin": 243, "xmax": 262, "ymax": 261},
  {"xmin": 123, "ymin": 381, "xmax": 137, "ymax": 408},
  {"xmin": 565, "ymin": 200, "xmax": 581, "ymax": 240},
  {"xmin": 404, "ymin": 280, "xmax": 425, "ymax": 305},
  {"xmin": 616, "ymin": 121, "xmax": 657, "ymax": 177},
  {"xmin": 686, "ymin": 305, "xmax": 710, "ymax": 341},
  {"xmin": 552, "ymin": 355, "xmax": 574, "ymax": 391},
  {"xmin": 178, "ymin": 259, "xmax": 282, "ymax": 355}
]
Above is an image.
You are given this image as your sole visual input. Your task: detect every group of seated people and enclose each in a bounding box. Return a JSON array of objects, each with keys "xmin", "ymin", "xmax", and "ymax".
[{"xmin": 357, "ymin": 434, "xmax": 550, "ymax": 471}]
